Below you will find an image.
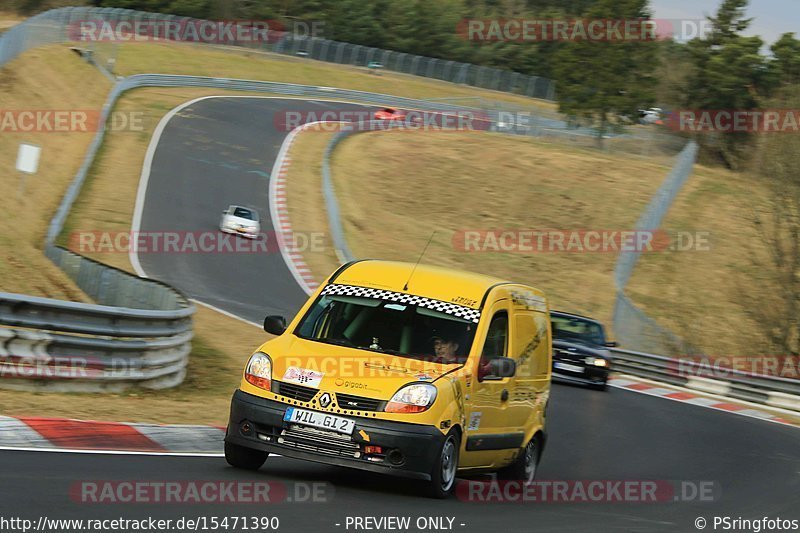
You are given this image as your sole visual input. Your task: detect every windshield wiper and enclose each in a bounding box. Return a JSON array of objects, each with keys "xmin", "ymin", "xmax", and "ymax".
[{"xmin": 305, "ymin": 337, "xmax": 446, "ymax": 361}]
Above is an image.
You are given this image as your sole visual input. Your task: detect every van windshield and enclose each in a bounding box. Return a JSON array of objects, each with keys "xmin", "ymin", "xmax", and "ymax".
[{"xmin": 295, "ymin": 293, "xmax": 477, "ymax": 363}]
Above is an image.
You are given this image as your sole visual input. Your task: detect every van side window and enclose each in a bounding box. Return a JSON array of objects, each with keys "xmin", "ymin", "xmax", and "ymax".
[{"xmin": 478, "ymin": 312, "xmax": 508, "ymax": 381}]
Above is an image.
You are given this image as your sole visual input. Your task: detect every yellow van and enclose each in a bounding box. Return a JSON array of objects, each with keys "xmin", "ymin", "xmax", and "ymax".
[{"xmin": 225, "ymin": 260, "xmax": 551, "ymax": 498}]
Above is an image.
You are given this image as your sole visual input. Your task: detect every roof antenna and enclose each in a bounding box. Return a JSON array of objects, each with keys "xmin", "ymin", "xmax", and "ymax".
[{"xmin": 403, "ymin": 231, "xmax": 436, "ymax": 291}]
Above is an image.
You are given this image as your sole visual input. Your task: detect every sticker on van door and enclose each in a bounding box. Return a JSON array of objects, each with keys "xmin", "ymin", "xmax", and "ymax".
[{"xmin": 468, "ymin": 412, "xmax": 482, "ymax": 431}]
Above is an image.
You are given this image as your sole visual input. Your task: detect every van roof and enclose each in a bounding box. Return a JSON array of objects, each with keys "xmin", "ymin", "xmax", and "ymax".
[{"xmin": 330, "ymin": 260, "xmax": 538, "ymax": 309}]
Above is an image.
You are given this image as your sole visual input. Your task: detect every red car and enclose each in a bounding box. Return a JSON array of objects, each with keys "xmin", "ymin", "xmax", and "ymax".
[{"xmin": 374, "ymin": 107, "xmax": 407, "ymax": 121}]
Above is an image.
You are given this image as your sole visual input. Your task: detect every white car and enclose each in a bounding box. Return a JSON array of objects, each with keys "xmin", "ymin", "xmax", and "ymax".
[
  {"xmin": 639, "ymin": 107, "xmax": 663, "ymax": 125},
  {"xmin": 220, "ymin": 205, "xmax": 260, "ymax": 239}
]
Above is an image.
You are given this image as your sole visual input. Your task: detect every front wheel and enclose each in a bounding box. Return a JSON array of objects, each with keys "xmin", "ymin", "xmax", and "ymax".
[
  {"xmin": 497, "ymin": 436, "xmax": 539, "ymax": 484},
  {"xmin": 427, "ymin": 431, "xmax": 460, "ymax": 499},
  {"xmin": 225, "ymin": 441, "xmax": 268, "ymax": 471}
]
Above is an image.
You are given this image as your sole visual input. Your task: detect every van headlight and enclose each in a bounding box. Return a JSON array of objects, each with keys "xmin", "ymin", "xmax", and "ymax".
[
  {"xmin": 585, "ymin": 356, "xmax": 608, "ymax": 367},
  {"xmin": 245, "ymin": 352, "xmax": 272, "ymax": 391},
  {"xmin": 385, "ymin": 383, "xmax": 437, "ymax": 413}
]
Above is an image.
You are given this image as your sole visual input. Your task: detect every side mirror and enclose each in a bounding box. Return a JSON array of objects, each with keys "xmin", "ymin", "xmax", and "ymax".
[
  {"xmin": 605, "ymin": 341, "xmax": 618, "ymax": 348},
  {"xmin": 263, "ymin": 315, "xmax": 287, "ymax": 335},
  {"xmin": 488, "ymin": 357, "xmax": 517, "ymax": 379}
]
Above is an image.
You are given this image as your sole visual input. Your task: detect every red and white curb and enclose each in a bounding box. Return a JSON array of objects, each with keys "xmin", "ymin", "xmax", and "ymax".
[
  {"xmin": 0, "ymin": 415, "xmax": 224, "ymax": 455},
  {"xmin": 268, "ymin": 121, "xmax": 337, "ymax": 296},
  {"xmin": 609, "ymin": 376, "xmax": 798, "ymax": 427},
  {"xmin": 2, "ymin": 376, "xmax": 797, "ymax": 455}
]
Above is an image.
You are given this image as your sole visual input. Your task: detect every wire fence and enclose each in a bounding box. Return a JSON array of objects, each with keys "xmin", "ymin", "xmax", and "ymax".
[
  {"xmin": 276, "ymin": 34, "xmax": 556, "ymax": 100},
  {"xmin": 612, "ymin": 142, "xmax": 700, "ymax": 355},
  {"xmin": 0, "ymin": 6, "xmax": 556, "ymax": 101}
]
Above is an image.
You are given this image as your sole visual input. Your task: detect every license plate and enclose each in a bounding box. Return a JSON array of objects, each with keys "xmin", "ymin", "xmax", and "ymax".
[
  {"xmin": 283, "ymin": 407, "xmax": 355, "ymax": 435},
  {"xmin": 554, "ymin": 362, "xmax": 584, "ymax": 373}
]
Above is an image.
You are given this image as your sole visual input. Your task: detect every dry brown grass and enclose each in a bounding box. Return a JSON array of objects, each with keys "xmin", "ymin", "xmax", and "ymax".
[
  {"xmin": 626, "ymin": 164, "xmax": 773, "ymax": 355},
  {"xmin": 287, "ymin": 128, "xmax": 766, "ymax": 355},
  {"xmin": 0, "ymin": 12, "xmax": 22, "ymax": 34},
  {"xmin": 322, "ymin": 130, "xmax": 675, "ymax": 325},
  {"xmin": 109, "ymin": 41, "xmax": 556, "ymax": 111},
  {"xmin": 0, "ymin": 46, "xmax": 110, "ymax": 300}
]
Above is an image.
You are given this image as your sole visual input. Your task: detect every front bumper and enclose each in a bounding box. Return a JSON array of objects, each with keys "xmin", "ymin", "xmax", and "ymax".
[
  {"xmin": 225, "ymin": 390, "xmax": 445, "ymax": 481},
  {"xmin": 220, "ymin": 226, "xmax": 259, "ymax": 239},
  {"xmin": 552, "ymin": 362, "xmax": 609, "ymax": 386}
]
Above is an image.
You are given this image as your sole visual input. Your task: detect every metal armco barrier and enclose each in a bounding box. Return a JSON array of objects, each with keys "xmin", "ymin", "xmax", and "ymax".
[
  {"xmin": 611, "ymin": 348, "xmax": 800, "ymax": 413},
  {"xmin": 0, "ymin": 296, "xmax": 192, "ymax": 391}
]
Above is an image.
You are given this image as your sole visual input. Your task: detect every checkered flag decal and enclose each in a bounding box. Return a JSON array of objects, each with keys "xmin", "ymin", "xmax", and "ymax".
[{"xmin": 322, "ymin": 284, "xmax": 481, "ymax": 323}]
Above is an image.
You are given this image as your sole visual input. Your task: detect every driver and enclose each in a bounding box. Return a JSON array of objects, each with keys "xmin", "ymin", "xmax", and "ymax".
[{"xmin": 432, "ymin": 335, "xmax": 460, "ymax": 364}]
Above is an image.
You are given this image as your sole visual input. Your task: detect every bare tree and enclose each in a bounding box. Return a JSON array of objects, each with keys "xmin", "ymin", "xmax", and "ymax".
[{"xmin": 751, "ymin": 90, "xmax": 800, "ymax": 356}]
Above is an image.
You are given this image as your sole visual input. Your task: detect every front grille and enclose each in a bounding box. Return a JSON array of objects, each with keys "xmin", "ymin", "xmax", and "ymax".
[
  {"xmin": 273, "ymin": 381, "xmax": 317, "ymax": 402},
  {"xmin": 277, "ymin": 425, "xmax": 361, "ymax": 458},
  {"xmin": 554, "ymin": 349, "xmax": 585, "ymax": 364},
  {"xmin": 336, "ymin": 393, "xmax": 384, "ymax": 412}
]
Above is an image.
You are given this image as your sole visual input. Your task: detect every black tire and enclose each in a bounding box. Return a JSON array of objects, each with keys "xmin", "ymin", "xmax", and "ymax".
[
  {"xmin": 594, "ymin": 381, "xmax": 608, "ymax": 391},
  {"xmin": 427, "ymin": 431, "xmax": 461, "ymax": 499},
  {"xmin": 497, "ymin": 435, "xmax": 540, "ymax": 484},
  {"xmin": 225, "ymin": 441, "xmax": 268, "ymax": 471}
]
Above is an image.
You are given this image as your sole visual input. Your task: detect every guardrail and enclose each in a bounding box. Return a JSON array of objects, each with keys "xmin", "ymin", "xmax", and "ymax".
[
  {"xmin": 0, "ymin": 293, "xmax": 192, "ymax": 391},
  {"xmin": 610, "ymin": 348, "xmax": 800, "ymax": 412}
]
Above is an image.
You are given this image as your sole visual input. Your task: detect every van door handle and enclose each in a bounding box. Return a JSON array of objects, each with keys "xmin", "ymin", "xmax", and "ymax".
[{"xmin": 500, "ymin": 389, "xmax": 509, "ymax": 402}]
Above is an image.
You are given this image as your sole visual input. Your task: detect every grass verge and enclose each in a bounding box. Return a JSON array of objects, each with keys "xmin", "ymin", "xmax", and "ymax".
[
  {"xmin": 286, "ymin": 128, "xmax": 763, "ymax": 355},
  {"xmin": 103, "ymin": 40, "xmax": 556, "ymax": 111},
  {"xmin": 0, "ymin": 45, "xmax": 109, "ymax": 300}
]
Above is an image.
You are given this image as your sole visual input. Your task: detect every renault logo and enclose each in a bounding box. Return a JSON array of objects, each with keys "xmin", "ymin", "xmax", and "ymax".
[{"xmin": 319, "ymin": 392, "xmax": 332, "ymax": 408}]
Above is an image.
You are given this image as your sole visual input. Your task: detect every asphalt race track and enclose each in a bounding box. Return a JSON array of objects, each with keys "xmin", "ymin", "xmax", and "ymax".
[
  {"xmin": 3, "ymin": 97, "xmax": 798, "ymax": 532},
  {"xmin": 2, "ymin": 384, "xmax": 799, "ymax": 531},
  {"xmin": 137, "ymin": 97, "xmax": 373, "ymax": 322}
]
